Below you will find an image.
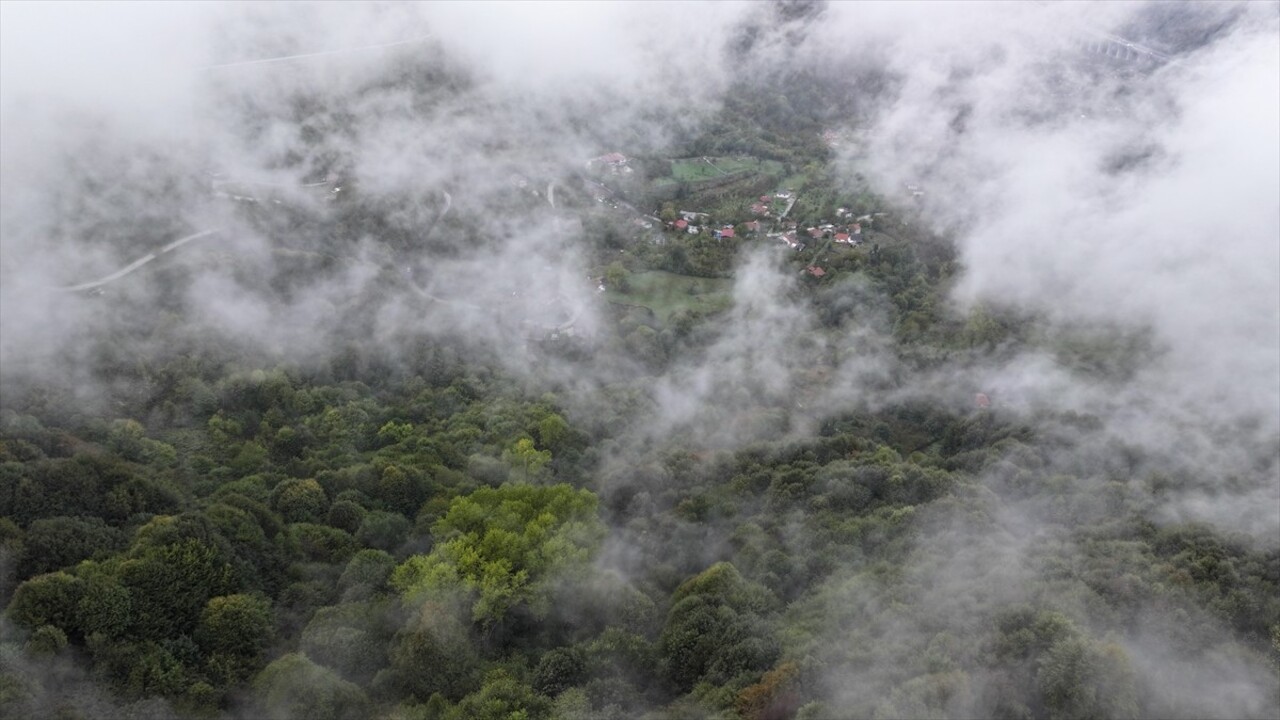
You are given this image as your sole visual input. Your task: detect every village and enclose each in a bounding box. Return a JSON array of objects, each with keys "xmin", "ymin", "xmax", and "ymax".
[{"xmin": 580, "ymin": 149, "xmax": 898, "ymax": 287}]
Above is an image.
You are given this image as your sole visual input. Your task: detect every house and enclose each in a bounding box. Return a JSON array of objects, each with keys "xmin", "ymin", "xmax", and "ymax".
[
  {"xmin": 759, "ymin": 195, "xmax": 771, "ymax": 203},
  {"xmin": 687, "ymin": 225, "xmax": 700, "ymax": 234},
  {"xmin": 751, "ymin": 203, "xmax": 769, "ymax": 215},
  {"xmin": 674, "ymin": 219, "xmax": 688, "ymax": 231},
  {"xmin": 807, "ymin": 227, "xmax": 823, "ymax": 239},
  {"xmin": 588, "ymin": 153, "xmax": 630, "ymax": 174},
  {"xmin": 975, "ymin": 393, "xmax": 991, "ymax": 408},
  {"xmin": 806, "ymin": 266, "xmax": 826, "ymax": 277},
  {"xmin": 834, "ymin": 232, "xmax": 851, "ymax": 243},
  {"xmin": 679, "ymin": 210, "xmax": 709, "ymax": 222}
]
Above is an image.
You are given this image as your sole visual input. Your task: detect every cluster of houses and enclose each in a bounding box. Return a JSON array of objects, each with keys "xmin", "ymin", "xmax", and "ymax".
[
  {"xmin": 645, "ymin": 185, "xmax": 877, "ymax": 260},
  {"xmin": 587, "ymin": 152, "xmax": 632, "ymax": 175},
  {"xmin": 804, "ymin": 222, "xmax": 864, "ymax": 244},
  {"xmin": 766, "ymin": 216, "xmax": 864, "ymax": 252},
  {"xmin": 749, "ymin": 192, "xmax": 794, "ymax": 218},
  {"xmin": 667, "ymin": 216, "xmax": 738, "ymax": 240}
]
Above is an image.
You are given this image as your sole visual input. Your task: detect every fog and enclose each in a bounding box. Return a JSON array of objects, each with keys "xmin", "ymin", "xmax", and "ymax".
[{"xmin": 1, "ymin": 1, "xmax": 1277, "ymax": 718}]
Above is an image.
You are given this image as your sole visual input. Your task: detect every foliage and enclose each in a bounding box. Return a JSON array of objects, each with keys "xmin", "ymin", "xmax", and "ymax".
[
  {"xmin": 391, "ymin": 483, "xmax": 604, "ymax": 626},
  {"xmin": 0, "ymin": 72, "xmax": 1277, "ymax": 720}
]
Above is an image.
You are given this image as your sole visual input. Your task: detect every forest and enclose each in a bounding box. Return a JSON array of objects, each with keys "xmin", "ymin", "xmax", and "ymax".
[{"xmin": 2, "ymin": 3, "xmax": 1278, "ymax": 720}]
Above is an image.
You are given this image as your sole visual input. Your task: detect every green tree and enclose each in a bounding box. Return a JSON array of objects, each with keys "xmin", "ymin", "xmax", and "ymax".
[
  {"xmin": 327, "ymin": 499, "xmax": 368, "ymax": 535},
  {"xmin": 604, "ymin": 262, "xmax": 630, "ymax": 293},
  {"xmin": 533, "ymin": 646, "xmax": 586, "ymax": 696},
  {"xmin": 300, "ymin": 601, "xmax": 393, "ymax": 686},
  {"xmin": 391, "ymin": 484, "xmax": 604, "ymax": 626},
  {"xmin": 76, "ymin": 571, "xmax": 133, "ymax": 640},
  {"xmin": 23, "ymin": 624, "xmax": 69, "ymax": 657},
  {"xmin": 506, "ymin": 438, "xmax": 551, "ymax": 481},
  {"xmin": 386, "ymin": 600, "xmax": 480, "ymax": 701},
  {"xmin": 18, "ymin": 516, "xmax": 125, "ymax": 578},
  {"xmin": 118, "ymin": 535, "xmax": 236, "ymax": 639},
  {"xmin": 338, "ymin": 549, "xmax": 396, "ymax": 601},
  {"xmin": 195, "ymin": 594, "xmax": 273, "ymax": 683},
  {"xmin": 252, "ymin": 653, "xmax": 370, "ymax": 720},
  {"xmin": 535, "ymin": 414, "xmax": 570, "ymax": 453},
  {"xmin": 356, "ymin": 510, "xmax": 410, "ymax": 553},
  {"xmin": 659, "ymin": 562, "xmax": 780, "ymax": 691},
  {"xmin": 6, "ymin": 571, "xmax": 85, "ymax": 634},
  {"xmin": 446, "ymin": 670, "xmax": 552, "ymax": 720},
  {"xmin": 288, "ymin": 523, "xmax": 357, "ymax": 564},
  {"xmin": 271, "ymin": 478, "xmax": 328, "ymax": 523},
  {"xmin": 1036, "ymin": 636, "xmax": 1138, "ymax": 720}
]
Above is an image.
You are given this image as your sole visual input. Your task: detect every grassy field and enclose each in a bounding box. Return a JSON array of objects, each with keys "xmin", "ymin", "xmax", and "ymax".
[
  {"xmin": 778, "ymin": 172, "xmax": 808, "ymax": 192},
  {"xmin": 606, "ymin": 270, "xmax": 733, "ymax": 325}
]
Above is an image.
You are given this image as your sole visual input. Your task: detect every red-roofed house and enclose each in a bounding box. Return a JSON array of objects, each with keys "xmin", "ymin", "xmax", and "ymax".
[
  {"xmin": 834, "ymin": 233, "xmax": 851, "ymax": 243},
  {"xmin": 720, "ymin": 226, "xmax": 735, "ymax": 239},
  {"xmin": 751, "ymin": 203, "xmax": 769, "ymax": 215},
  {"xmin": 760, "ymin": 195, "xmax": 771, "ymax": 203},
  {"xmin": 674, "ymin": 219, "xmax": 688, "ymax": 230},
  {"xmin": 806, "ymin": 266, "xmax": 826, "ymax": 277},
  {"xmin": 744, "ymin": 220, "xmax": 761, "ymax": 233},
  {"xmin": 808, "ymin": 227, "xmax": 823, "ymax": 239}
]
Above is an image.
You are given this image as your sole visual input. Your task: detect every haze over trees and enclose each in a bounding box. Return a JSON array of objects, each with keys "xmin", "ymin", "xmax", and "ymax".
[{"xmin": 1, "ymin": 2, "xmax": 1277, "ymax": 719}]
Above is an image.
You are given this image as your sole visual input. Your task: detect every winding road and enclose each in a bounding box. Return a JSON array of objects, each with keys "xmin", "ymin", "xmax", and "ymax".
[
  {"xmin": 51, "ymin": 185, "xmax": 577, "ymax": 333},
  {"xmin": 54, "ymin": 230, "xmax": 220, "ymax": 292}
]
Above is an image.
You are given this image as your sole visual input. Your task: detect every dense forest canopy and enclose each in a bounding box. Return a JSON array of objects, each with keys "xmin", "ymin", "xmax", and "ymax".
[{"xmin": 1, "ymin": 2, "xmax": 1277, "ymax": 719}]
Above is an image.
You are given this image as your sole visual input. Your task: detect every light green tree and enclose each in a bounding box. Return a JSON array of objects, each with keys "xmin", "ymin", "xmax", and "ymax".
[
  {"xmin": 506, "ymin": 437, "xmax": 551, "ymax": 480},
  {"xmin": 391, "ymin": 484, "xmax": 604, "ymax": 626}
]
